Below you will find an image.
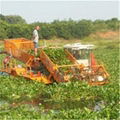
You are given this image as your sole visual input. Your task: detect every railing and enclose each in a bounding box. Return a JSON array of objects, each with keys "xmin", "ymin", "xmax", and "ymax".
[{"xmin": 4, "ymin": 38, "xmax": 34, "ymax": 63}]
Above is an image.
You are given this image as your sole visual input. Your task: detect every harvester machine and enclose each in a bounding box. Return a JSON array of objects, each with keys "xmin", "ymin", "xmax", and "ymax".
[{"xmin": 0, "ymin": 38, "xmax": 109, "ymax": 86}]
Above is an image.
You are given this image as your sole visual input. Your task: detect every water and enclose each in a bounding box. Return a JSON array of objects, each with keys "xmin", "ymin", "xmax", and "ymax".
[
  {"xmin": 0, "ymin": 72, "xmax": 9, "ymax": 76},
  {"xmin": 0, "ymin": 98, "xmax": 11, "ymax": 113},
  {"xmin": 0, "ymin": 94, "xmax": 106, "ymax": 114},
  {"xmin": 94, "ymin": 101, "xmax": 105, "ymax": 112}
]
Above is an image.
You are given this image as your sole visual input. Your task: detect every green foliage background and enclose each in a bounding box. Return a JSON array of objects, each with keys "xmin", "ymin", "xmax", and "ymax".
[{"xmin": 0, "ymin": 14, "xmax": 119, "ymax": 40}]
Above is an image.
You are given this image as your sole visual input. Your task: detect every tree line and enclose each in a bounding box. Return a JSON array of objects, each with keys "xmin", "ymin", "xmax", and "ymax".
[{"xmin": 0, "ymin": 14, "xmax": 119, "ymax": 40}]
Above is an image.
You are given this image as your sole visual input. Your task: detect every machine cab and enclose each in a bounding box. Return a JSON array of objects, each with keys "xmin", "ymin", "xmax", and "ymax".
[{"xmin": 64, "ymin": 43, "xmax": 94, "ymax": 66}]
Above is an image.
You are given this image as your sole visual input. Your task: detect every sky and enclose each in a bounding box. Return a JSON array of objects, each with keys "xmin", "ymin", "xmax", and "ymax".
[{"xmin": 0, "ymin": 0, "xmax": 119, "ymax": 23}]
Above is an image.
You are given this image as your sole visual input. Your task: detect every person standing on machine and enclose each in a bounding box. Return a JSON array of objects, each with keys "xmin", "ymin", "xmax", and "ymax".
[{"xmin": 32, "ymin": 26, "xmax": 40, "ymax": 56}]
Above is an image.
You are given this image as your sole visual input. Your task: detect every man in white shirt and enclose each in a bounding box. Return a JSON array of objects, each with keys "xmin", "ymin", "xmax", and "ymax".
[{"xmin": 33, "ymin": 26, "xmax": 40, "ymax": 55}]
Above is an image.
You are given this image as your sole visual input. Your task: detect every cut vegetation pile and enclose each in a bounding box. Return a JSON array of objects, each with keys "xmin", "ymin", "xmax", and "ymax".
[
  {"xmin": 28, "ymin": 48, "xmax": 73, "ymax": 73},
  {"xmin": 28, "ymin": 48, "xmax": 72, "ymax": 65},
  {"xmin": 44, "ymin": 48, "xmax": 72, "ymax": 65}
]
